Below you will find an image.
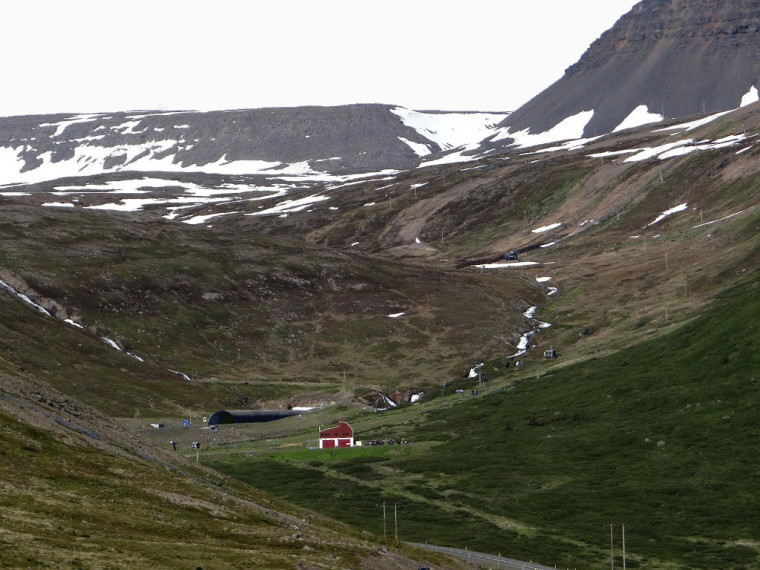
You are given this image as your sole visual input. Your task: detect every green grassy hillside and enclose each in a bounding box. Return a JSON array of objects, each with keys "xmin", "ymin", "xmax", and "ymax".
[
  {"xmin": 208, "ymin": 275, "xmax": 760, "ymax": 569},
  {"xmin": 0, "ymin": 372, "xmax": 459, "ymax": 569}
]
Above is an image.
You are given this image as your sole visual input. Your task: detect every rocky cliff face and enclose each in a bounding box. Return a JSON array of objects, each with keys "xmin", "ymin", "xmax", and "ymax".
[{"xmin": 499, "ymin": 0, "xmax": 760, "ymax": 138}]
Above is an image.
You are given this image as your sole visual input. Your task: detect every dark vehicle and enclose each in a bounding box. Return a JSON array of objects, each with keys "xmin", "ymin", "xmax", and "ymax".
[
  {"xmin": 505, "ymin": 251, "xmax": 519, "ymax": 261},
  {"xmin": 388, "ymin": 439, "xmax": 395, "ymax": 445}
]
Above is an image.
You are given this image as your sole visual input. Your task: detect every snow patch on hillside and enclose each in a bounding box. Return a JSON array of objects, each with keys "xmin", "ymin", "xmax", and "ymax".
[
  {"xmin": 613, "ymin": 105, "xmax": 664, "ymax": 132},
  {"xmin": 647, "ymin": 203, "xmax": 688, "ymax": 227},
  {"xmin": 741, "ymin": 86, "xmax": 759, "ymax": 107},
  {"xmin": 86, "ymin": 196, "xmax": 232, "ymax": 213},
  {"xmin": 658, "ymin": 135, "xmax": 748, "ymax": 159},
  {"xmin": 693, "ymin": 209, "xmax": 746, "ymax": 228},
  {"xmin": 0, "ymin": 139, "xmax": 401, "ymax": 187},
  {"xmin": 398, "ymin": 137, "xmax": 432, "ymax": 157},
  {"xmin": 418, "ymin": 149, "xmax": 480, "ymax": 168},
  {"xmin": 473, "ymin": 261, "xmax": 540, "ymax": 269},
  {"xmin": 587, "ymin": 149, "xmax": 639, "ymax": 159},
  {"xmin": 492, "ymin": 110, "xmax": 595, "ymax": 149},
  {"xmin": 0, "ymin": 272, "xmax": 198, "ymax": 374},
  {"xmin": 54, "ymin": 177, "xmax": 193, "ymax": 194},
  {"xmin": 617, "ymin": 134, "xmax": 749, "ymax": 163},
  {"xmin": 248, "ymin": 194, "xmax": 329, "ymax": 216},
  {"xmin": 102, "ymin": 337, "xmax": 122, "ymax": 351},
  {"xmin": 183, "ymin": 211, "xmax": 240, "ymax": 225},
  {"xmin": 591, "ymin": 129, "xmax": 750, "ymax": 163},
  {"xmin": 532, "ymin": 223, "xmax": 562, "ymax": 234},
  {"xmin": 40, "ymin": 113, "xmax": 106, "ymax": 137},
  {"xmin": 624, "ymin": 140, "xmax": 692, "ymax": 162},
  {"xmin": 529, "ymin": 135, "xmax": 602, "ymax": 155},
  {"xmin": 0, "ymin": 279, "xmax": 52, "ymax": 316},
  {"xmin": 655, "ymin": 110, "xmax": 734, "ymax": 133},
  {"xmin": 390, "ymin": 107, "xmax": 509, "ymax": 151}
]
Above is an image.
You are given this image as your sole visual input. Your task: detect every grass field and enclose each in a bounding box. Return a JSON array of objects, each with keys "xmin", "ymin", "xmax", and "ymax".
[{"xmin": 207, "ymin": 276, "xmax": 760, "ymax": 569}]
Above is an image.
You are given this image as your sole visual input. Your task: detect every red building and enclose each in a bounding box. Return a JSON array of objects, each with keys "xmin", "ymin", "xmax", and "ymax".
[{"xmin": 319, "ymin": 421, "xmax": 354, "ymax": 448}]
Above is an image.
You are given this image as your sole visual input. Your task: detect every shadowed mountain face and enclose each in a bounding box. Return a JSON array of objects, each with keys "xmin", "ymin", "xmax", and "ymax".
[{"xmin": 499, "ymin": 0, "xmax": 760, "ymax": 138}]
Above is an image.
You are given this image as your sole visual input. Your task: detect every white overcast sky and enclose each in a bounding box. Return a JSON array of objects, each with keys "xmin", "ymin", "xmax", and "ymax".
[{"xmin": 1, "ymin": 0, "xmax": 640, "ymax": 117}]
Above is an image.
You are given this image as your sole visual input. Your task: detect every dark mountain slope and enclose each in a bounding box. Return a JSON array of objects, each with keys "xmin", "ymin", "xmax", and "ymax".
[
  {"xmin": 0, "ymin": 205, "xmax": 537, "ymax": 416},
  {"xmin": 0, "ymin": 104, "xmax": 428, "ymax": 176},
  {"xmin": 499, "ymin": 0, "xmax": 760, "ymax": 138},
  {"xmin": 1, "ymin": 105, "xmax": 510, "ymax": 187}
]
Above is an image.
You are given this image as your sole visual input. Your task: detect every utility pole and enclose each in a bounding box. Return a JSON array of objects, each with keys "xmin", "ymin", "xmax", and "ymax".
[
  {"xmin": 622, "ymin": 523, "xmax": 627, "ymax": 570},
  {"xmin": 610, "ymin": 523, "xmax": 615, "ymax": 569},
  {"xmin": 394, "ymin": 502, "xmax": 398, "ymax": 541},
  {"xmin": 604, "ymin": 523, "xmax": 614, "ymax": 570},
  {"xmin": 383, "ymin": 501, "xmax": 386, "ymax": 536}
]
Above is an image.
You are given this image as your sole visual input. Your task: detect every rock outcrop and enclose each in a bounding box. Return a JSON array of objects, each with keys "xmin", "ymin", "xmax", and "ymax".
[{"xmin": 498, "ymin": 0, "xmax": 760, "ymax": 138}]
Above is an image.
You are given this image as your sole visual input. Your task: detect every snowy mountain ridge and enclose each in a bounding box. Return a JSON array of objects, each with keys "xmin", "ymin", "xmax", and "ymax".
[{"xmin": 0, "ymin": 105, "xmax": 509, "ymax": 189}]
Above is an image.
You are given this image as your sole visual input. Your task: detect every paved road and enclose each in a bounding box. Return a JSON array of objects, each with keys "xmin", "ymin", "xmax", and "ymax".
[{"xmin": 407, "ymin": 542, "xmax": 563, "ymax": 570}]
